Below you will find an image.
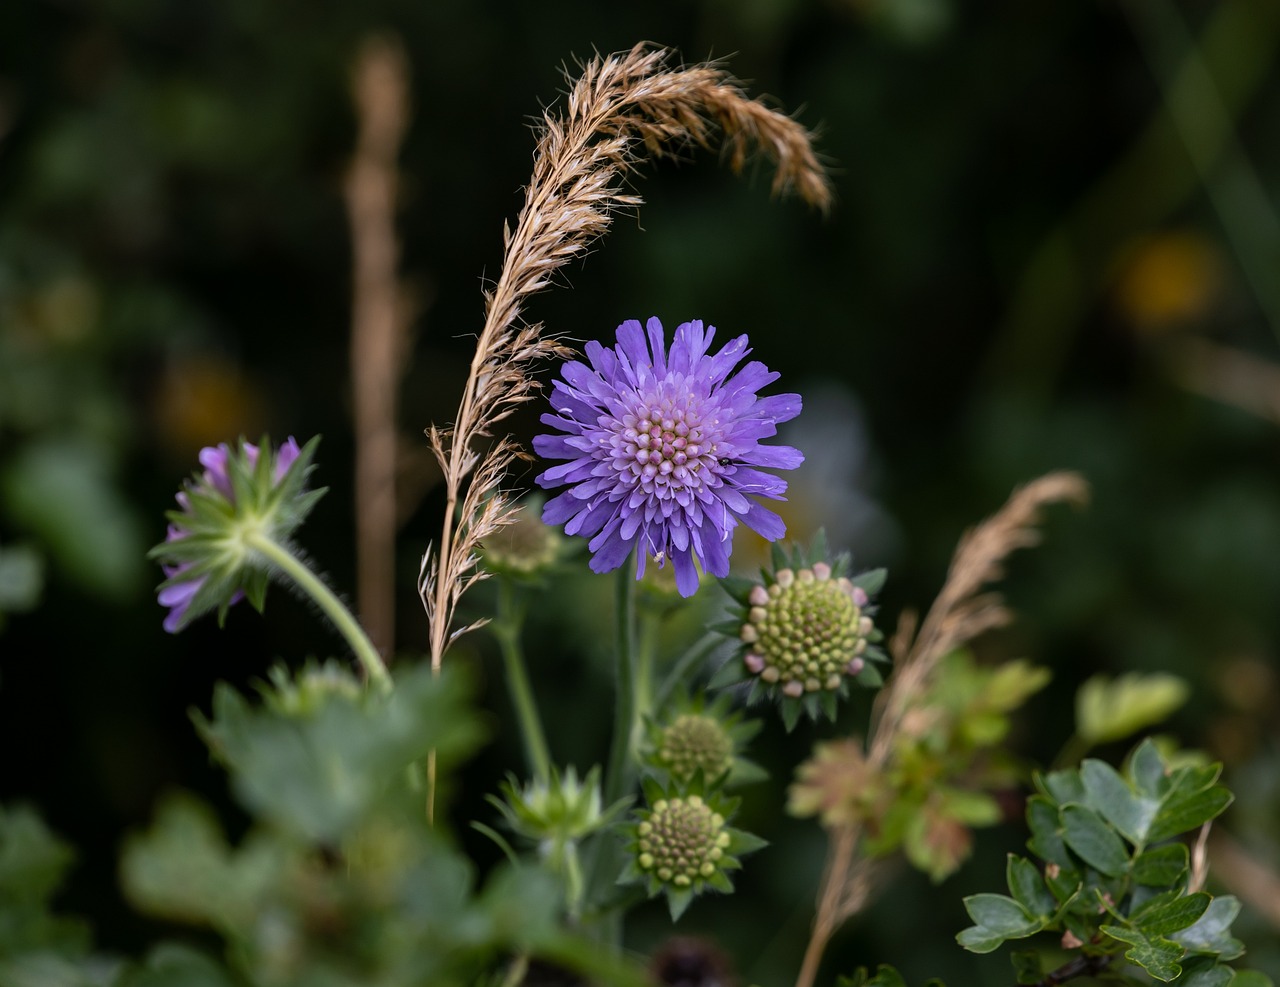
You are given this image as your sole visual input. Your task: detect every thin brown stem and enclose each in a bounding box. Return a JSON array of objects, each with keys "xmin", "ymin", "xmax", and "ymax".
[{"xmin": 346, "ymin": 35, "xmax": 410, "ymax": 656}]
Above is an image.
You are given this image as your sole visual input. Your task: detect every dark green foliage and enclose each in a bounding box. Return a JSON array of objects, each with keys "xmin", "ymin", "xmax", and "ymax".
[{"xmin": 957, "ymin": 739, "xmax": 1269, "ymax": 986}]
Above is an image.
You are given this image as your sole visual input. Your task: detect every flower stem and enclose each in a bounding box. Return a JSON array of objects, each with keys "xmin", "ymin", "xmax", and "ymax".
[
  {"xmin": 654, "ymin": 632, "xmax": 722, "ymax": 712},
  {"xmin": 494, "ymin": 579, "xmax": 552, "ymax": 782},
  {"xmin": 603, "ymin": 563, "xmax": 638, "ymax": 807},
  {"xmin": 583, "ymin": 563, "xmax": 639, "ymax": 947},
  {"xmin": 247, "ymin": 532, "xmax": 391, "ymax": 692}
]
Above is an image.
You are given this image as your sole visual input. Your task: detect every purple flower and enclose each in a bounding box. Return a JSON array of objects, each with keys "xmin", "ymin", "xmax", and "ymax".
[
  {"xmin": 533, "ymin": 318, "xmax": 803, "ymax": 597},
  {"xmin": 155, "ymin": 436, "xmax": 312, "ymax": 633}
]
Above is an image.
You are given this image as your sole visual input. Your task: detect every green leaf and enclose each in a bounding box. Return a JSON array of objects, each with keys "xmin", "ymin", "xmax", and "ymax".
[
  {"xmin": 0, "ymin": 439, "xmax": 146, "ymax": 599},
  {"xmin": 1133, "ymin": 844, "xmax": 1190, "ymax": 887},
  {"xmin": 1006, "ymin": 855, "xmax": 1057, "ymax": 919},
  {"xmin": 1132, "ymin": 891, "xmax": 1211, "ymax": 937},
  {"xmin": 1130, "ymin": 738, "xmax": 1170, "ymax": 798},
  {"xmin": 1081, "ymin": 759, "xmax": 1158, "ymax": 845},
  {"xmin": 957, "ymin": 894, "xmax": 1042, "ymax": 952},
  {"xmin": 194, "ymin": 663, "xmax": 482, "ymax": 844},
  {"xmin": 119, "ymin": 943, "xmax": 237, "ymax": 987},
  {"xmin": 1147, "ymin": 787, "xmax": 1233, "ymax": 844},
  {"xmin": 1061, "ymin": 804, "xmax": 1131, "ymax": 877},
  {"xmin": 1171, "ymin": 896, "xmax": 1245, "ymax": 961},
  {"xmin": 1171, "ymin": 957, "xmax": 1233, "ymax": 987},
  {"xmin": 1101, "ymin": 924, "xmax": 1185, "ymax": 982},
  {"xmin": 119, "ymin": 793, "xmax": 284, "ymax": 930},
  {"xmin": 1230, "ymin": 973, "xmax": 1276, "ymax": 987},
  {"xmin": 1041, "ymin": 769, "xmax": 1086, "ymax": 806},
  {"xmin": 1026, "ymin": 795, "xmax": 1073, "ymax": 869},
  {"xmin": 1076, "ymin": 673, "xmax": 1189, "ymax": 745}
]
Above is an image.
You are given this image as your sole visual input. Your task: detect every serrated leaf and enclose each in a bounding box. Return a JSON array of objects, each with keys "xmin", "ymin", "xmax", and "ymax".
[
  {"xmin": 1171, "ymin": 896, "xmax": 1245, "ymax": 961},
  {"xmin": 1007, "ymin": 855, "xmax": 1057, "ymax": 918},
  {"xmin": 1061, "ymin": 804, "xmax": 1131, "ymax": 877},
  {"xmin": 1101, "ymin": 924, "xmax": 1185, "ymax": 982},
  {"xmin": 1081, "ymin": 759, "xmax": 1158, "ymax": 845},
  {"xmin": 1132, "ymin": 844, "xmax": 1190, "ymax": 887}
]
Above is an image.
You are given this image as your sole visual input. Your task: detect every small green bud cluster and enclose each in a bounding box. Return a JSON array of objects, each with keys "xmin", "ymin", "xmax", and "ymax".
[
  {"xmin": 740, "ymin": 562, "xmax": 873, "ymax": 697},
  {"xmin": 636, "ymin": 795, "xmax": 731, "ymax": 888},
  {"xmin": 481, "ymin": 498, "xmax": 562, "ymax": 577},
  {"xmin": 656, "ymin": 714, "xmax": 734, "ymax": 784}
]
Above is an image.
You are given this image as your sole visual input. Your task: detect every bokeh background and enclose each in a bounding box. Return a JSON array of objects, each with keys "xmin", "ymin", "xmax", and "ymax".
[{"xmin": 3, "ymin": 0, "xmax": 1280, "ymax": 982}]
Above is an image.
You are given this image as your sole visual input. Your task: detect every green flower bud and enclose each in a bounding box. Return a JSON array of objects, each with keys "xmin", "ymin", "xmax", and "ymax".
[
  {"xmin": 710, "ymin": 531, "xmax": 888, "ymax": 730},
  {"xmin": 620, "ymin": 779, "xmax": 766, "ymax": 921}
]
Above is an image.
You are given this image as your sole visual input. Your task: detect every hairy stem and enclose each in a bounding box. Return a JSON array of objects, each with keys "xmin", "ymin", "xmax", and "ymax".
[
  {"xmin": 494, "ymin": 579, "xmax": 553, "ymax": 782},
  {"xmin": 247, "ymin": 532, "xmax": 390, "ymax": 692}
]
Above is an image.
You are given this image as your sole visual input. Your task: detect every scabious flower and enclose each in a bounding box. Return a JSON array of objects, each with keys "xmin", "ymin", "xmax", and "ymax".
[
  {"xmin": 711, "ymin": 533, "xmax": 888, "ymax": 730},
  {"xmin": 151, "ymin": 436, "xmax": 324, "ymax": 633},
  {"xmin": 640, "ymin": 692, "xmax": 765, "ymax": 789},
  {"xmin": 533, "ymin": 318, "xmax": 803, "ymax": 597},
  {"xmin": 619, "ymin": 777, "xmax": 766, "ymax": 920}
]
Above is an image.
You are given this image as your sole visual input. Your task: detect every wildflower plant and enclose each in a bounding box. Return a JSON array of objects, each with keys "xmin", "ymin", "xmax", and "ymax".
[{"xmin": 5, "ymin": 42, "xmax": 1273, "ymax": 987}]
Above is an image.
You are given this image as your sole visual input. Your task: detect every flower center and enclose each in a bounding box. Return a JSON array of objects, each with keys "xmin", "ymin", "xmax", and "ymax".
[
  {"xmin": 636, "ymin": 796, "xmax": 732, "ymax": 886},
  {"xmin": 608, "ymin": 387, "xmax": 722, "ymax": 498},
  {"xmin": 658, "ymin": 714, "xmax": 735, "ymax": 783},
  {"xmin": 740, "ymin": 567, "xmax": 873, "ymax": 696}
]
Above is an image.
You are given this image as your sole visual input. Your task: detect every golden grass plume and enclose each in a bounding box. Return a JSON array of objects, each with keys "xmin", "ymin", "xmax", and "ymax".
[
  {"xmin": 418, "ymin": 44, "xmax": 833, "ymax": 672},
  {"xmin": 794, "ymin": 471, "xmax": 1089, "ymax": 987}
]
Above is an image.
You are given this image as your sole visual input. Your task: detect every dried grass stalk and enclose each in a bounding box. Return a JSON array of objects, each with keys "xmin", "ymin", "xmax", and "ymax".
[
  {"xmin": 346, "ymin": 34, "xmax": 411, "ymax": 656},
  {"xmin": 795, "ymin": 471, "xmax": 1089, "ymax": 987},
  {"xmin": 418, "ymin": 43, "xmax": 832, "ymax": 676}
]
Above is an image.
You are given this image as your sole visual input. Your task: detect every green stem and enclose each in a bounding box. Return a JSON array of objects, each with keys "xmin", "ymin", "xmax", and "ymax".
[
  {"xmin": 494, "ymin": 579, "xmax": 552, "ymax": 782},
  {"xmin": 603, "ymin": 563, "xmax": 638, "ymax": 807},
  {"xmin": 583, "ymin": 563, "xmax": 639, "ymax": 948},
  {"xmin": 654, "ymin": 632, "xmax": 722, "ymax": 712},
  {"xmin": 246, "ymin": 531, "xmax": 390, "ymax": 692}
]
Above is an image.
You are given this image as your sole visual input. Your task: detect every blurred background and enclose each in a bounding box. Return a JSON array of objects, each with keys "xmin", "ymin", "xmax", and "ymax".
[{"xmin": 2, "ymin": 0, "xmax": 1280, "ymax": 982}]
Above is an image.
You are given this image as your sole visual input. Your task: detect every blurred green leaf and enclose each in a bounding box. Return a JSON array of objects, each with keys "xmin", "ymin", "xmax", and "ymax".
[
  {"xmin": 0, "ymin": 439, "xmax": 145, "ymax": 599},
  {"xmin": 194, "ymin": 662, "xmax": 482, "ymax": 844},
  {"xmin": 1076, "ymin": 673, "xmax": 1189, "ymax": 746},
  {"xmin": 119, "ymin": 793, "xmax": 284, "ymax": 931},
  {"xmin": 116, "ymin": 943, "xmax": 236, "ymax": 987},
  {"xmin": 0, "ymin": 545, "xmax": 43, "ymax": 613}
]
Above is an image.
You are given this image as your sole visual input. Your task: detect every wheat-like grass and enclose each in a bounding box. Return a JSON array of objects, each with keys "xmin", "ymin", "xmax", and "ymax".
[
  {"xmin": 795, "ymin": 471, "xmax": 1089, "ymax": 987},
  {"xmin": 417, "ymin": 44, "xmax": 832, "ymax": 679}
]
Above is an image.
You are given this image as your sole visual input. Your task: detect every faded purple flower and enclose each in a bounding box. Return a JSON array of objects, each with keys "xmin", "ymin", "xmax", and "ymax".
[
  {"xmin": 155, "ymin": 436, "xmax": 310, "ymax": 633},
  {"xmin": 534, "ymin": 318, "xmax": 802, "ymax": 597}
]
